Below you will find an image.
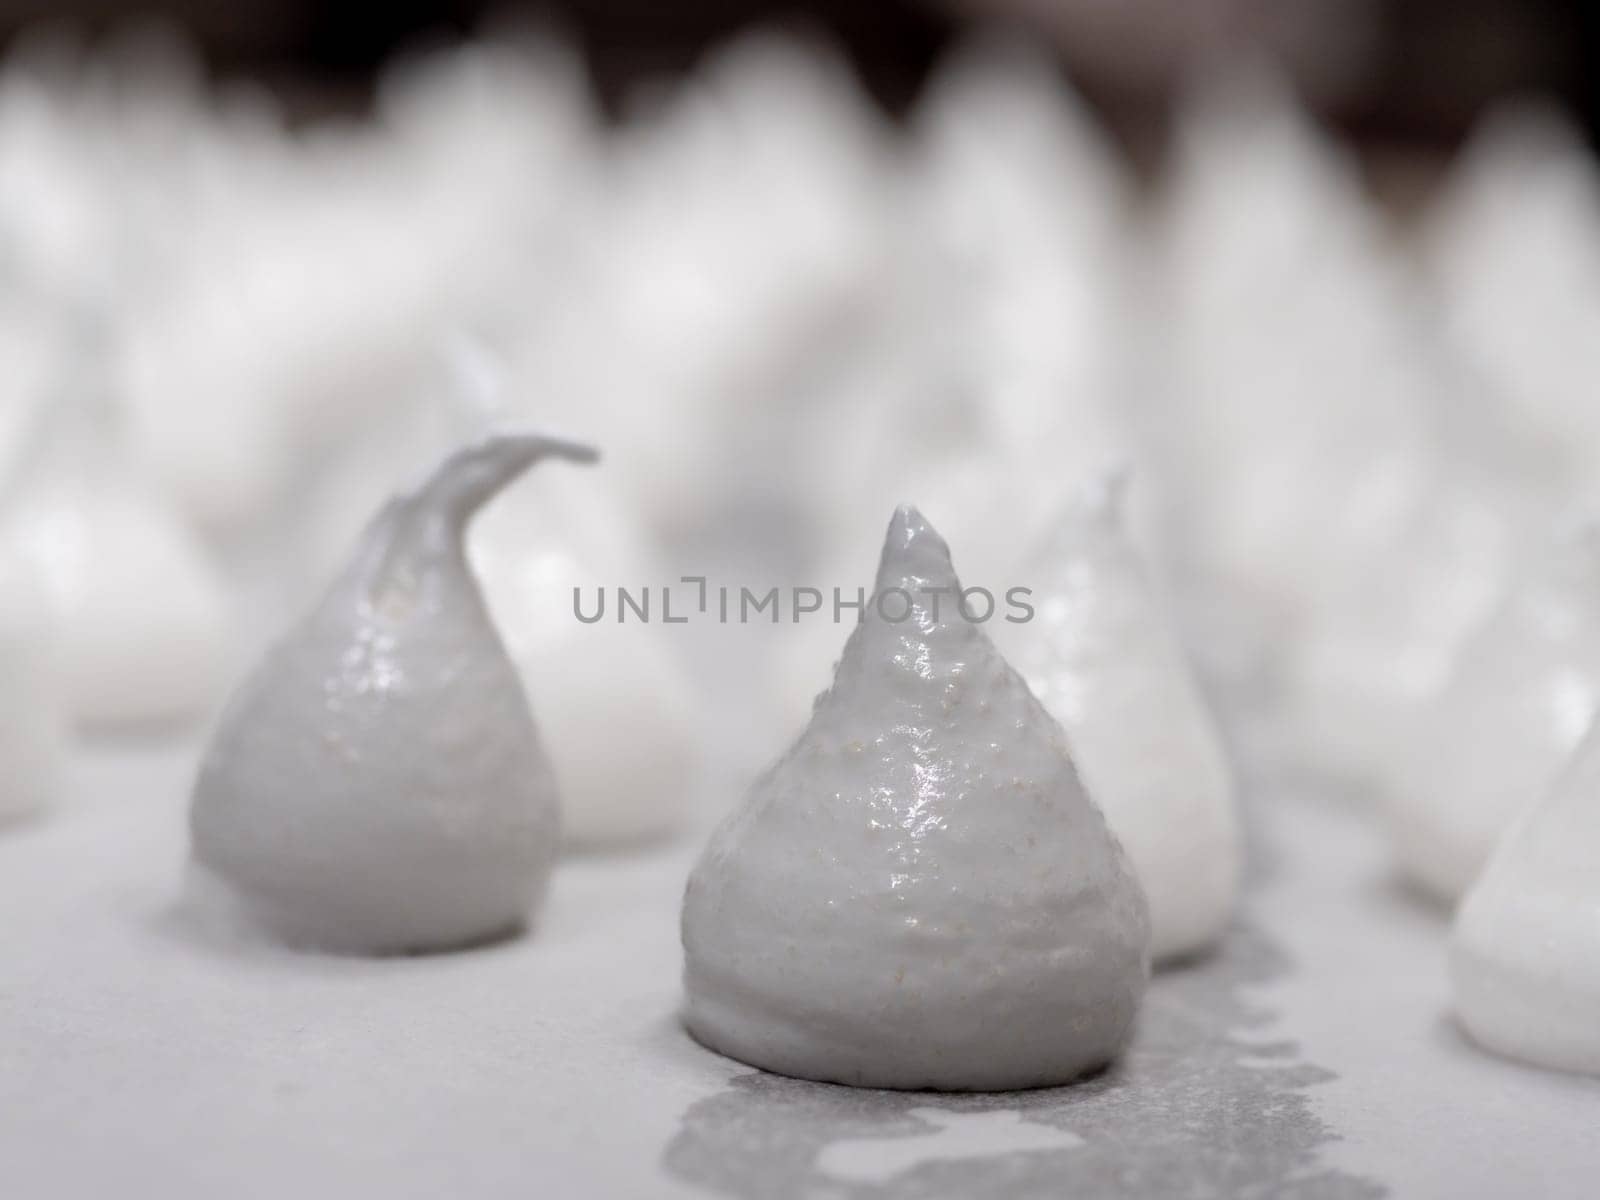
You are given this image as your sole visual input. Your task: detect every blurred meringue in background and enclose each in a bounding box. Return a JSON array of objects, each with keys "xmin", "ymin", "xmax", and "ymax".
[
  {"xmin": 999, "ymin": 471, "xmax": 1239, "ymax": 965},
  {"xmin": 0, "ymin": 6, "xmax": 1599, "ymax": 1071},
  {"xmin": 0, "ymin": 554, "xmax": 66, "ymax": 824},
  {"xmin": 0, "ymin": 311, "xmax": 232, "ymax": 732},
  {"xmin": 1386, "ymin": 520, "xmax": 1600, "ymax": 904}
]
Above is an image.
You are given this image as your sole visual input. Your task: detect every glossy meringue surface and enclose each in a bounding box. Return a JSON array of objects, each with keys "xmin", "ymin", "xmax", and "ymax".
[
  {"xmin": 682, "ymin": 506, "xmax": 1149, "ymax": 1091},
  {"xmin": 1388, "ymin": 522, "xmax": 1600, "ymax": 902},
  {"xmin": 1452, "ymin": 717, "xmax": 1600, "ymax": 1075},
  {"xmin": 1003, "ymin": 474, "xmax": 1239, "ymax": 963},
  {"xmin": 189, "ymin": 432, "xmax": 593, "ymax": 953}
]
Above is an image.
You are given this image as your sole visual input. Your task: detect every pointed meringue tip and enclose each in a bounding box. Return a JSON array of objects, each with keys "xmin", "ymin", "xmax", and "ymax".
[
  {"xmin": 890, "ymin": 502, "xmax": 928, "ymax": 532},
  {"xmin": 877, "ymin": 503, "xmax": 958, "ymax": 588},
  {"xmin": 512, "ymin": 430, "xmax": 600, "ymax": 465},
  {"xmin": 471, "ymin": 428, "xmax": 600, "ymax": 466},
  {"xmin": 887, "ymin": 503, "xmax": 943, "ymax": 548},
  {"xmin": 414, "ymin": 429, "xmax": 598, "ymax": 531}
]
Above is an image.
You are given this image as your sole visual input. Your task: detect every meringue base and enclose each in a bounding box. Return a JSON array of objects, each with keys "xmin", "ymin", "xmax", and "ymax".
[
  {"xmin": 1452, "ymin": 886, "xmax": 1600, "ymax": 1076},
  {"xmin": 181, "ymin": 861, "xmax": 532, "ymax": 956},
  {"xmin": 682, "ymin": 958, "xmax": 1137, "ymax": 1092}
]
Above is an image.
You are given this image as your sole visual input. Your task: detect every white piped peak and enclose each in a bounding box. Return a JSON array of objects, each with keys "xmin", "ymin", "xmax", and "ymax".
[
  {"xmin": 0, "ymin": 334, "xmax": 232, "ymax": 731},
  {"xmin": 188, "ymin": 432, "xmax": 594, "ymax": 953},
  {"xmin": 1003, "ymin": 473, "xmax": 1239, "ymax": 963},
  {"xmin": 470, "ymin": 462, "xmax": 703, "ymax": 848},
  {"xmin": 1388, "ymin": 520, "xmax": 1600, "ymax": 902},
  {"xmin": 682, "ymin": 505, "xmax": 1150, "ymax": 1091},
  {"xmin": 1452, "ymin": 716, "xmax": 1600, "ymax": 1075}
]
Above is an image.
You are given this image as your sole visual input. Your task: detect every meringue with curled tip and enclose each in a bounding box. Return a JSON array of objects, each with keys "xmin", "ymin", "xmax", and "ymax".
[
  {"xmin": 1001, "ymin": 472, "xmax": 1239, "ymax": 964},
  {"xmin": 188, "ymin": 432, "xmax": 595, "ymax": 954},
  {"xmin": 1387, "ymin": 520, "xmax": 1600, "ymax": 903},
  {"xmin": 682, "ymin": 505, "xmax": 1149, "ymax": 1091},
  {"xmin": 307, "ymin": 334, "xmax": 703, "ymax": 847},
  {"xmin": 1452, "ymin": 715, "xmax": 1600, "ymax": 1075}
]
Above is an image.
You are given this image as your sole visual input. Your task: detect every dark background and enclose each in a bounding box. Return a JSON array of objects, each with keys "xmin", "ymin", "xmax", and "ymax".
[{"xmin": 0, "ymin": 0, "xmax": 1593, "ymax": 157}]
